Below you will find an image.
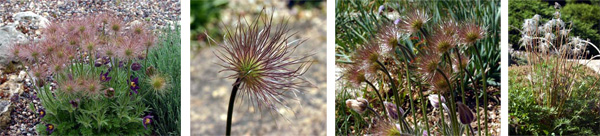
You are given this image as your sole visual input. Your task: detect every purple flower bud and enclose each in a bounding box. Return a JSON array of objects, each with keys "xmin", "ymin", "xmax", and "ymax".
[
  {"xmin": 384, "ymin": 101, "xmax": 404, "ymax": 120},
  {"xmin": 394, "ymin": 19, "xmax": 401, "ymax": 25},
  {"xmin": 102, "ymin": 56, "xmax": 110, "ymax": 65},
  {"xmin": 131, "ymin": 62, "xmax": 142, "ymax": 71},
  {"xmin": 94, "ymin": 59, "xmax": 103, "ymax": 67},
  {"xmin": 70, "ymin": 99, "xmax": 80, "ymax": 108},
  {"xmin": 105, "ymin": 88, "xmax": 115, "ymax": 98},
  {"xmin": 378, "ymin": 5, "xmax": 385, "ymax": 14},
  {"xmin": 457, "ymin": 102, "xmax": 475, "ymax": 124}
]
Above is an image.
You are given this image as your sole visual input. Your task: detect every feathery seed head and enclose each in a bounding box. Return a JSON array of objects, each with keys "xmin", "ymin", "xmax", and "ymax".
[
  {"xmin": 214, "ymin": 10, "xmax": 313, "ymax": 112},
  {"xmin": 459, "ymin": 23, "xmax": 486, "ymax": 45},
  {"xmin": 401, "ymin": 10, "xmax": 430, "ymax": 34}
]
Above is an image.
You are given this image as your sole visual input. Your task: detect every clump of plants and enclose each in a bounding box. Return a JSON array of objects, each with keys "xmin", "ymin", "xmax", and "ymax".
[
  {"xmin": 509, "ymin": 5, "xmax": 600, "ymax": 135},
  {"xmin": 335, "ymin": 0, "xmax": 500, "ymax": 135},
  {"xmin": 9, "ymin": 13, "xmax": 181, "ymax": 135},
  {"xmin": 213, "ymin": 9, "xmax": 313, "ymax": 135}
]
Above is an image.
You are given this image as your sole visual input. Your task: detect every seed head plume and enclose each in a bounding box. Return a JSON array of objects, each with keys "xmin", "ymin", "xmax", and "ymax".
[{"xmin": 215, "ymin": 9, "xmax": 313, "ymax": 114}]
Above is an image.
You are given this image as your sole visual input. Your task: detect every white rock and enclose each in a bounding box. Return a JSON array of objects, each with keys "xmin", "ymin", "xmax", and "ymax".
[
  {"xmin": 0, "ymin": 25, "xmax": 27, "ymax": 66},
  {"xmin": 13, "ymin": 11, "xmax": 50, "ymax": 28},
  {"xmin": 17, "ymin": 71, "xmax": 26, "ymax": 82}
]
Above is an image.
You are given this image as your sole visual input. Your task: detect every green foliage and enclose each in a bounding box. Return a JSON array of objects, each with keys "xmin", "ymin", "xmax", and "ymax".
[
  {"xmin": 509, "ymin": 64, "xmax": 600, "ymax": 135},
  {"xmin": 33, "ymin": 24, "xmax": 181, "ymax": 135},
  {"xmin": 508, "ymin": 0, "xmax": 553, "ymax": 48},
  {"xmin": 190, "ymin": 0, "xmax": 228, "ymax": 48},
  {"xmin": 142, "ymin": 24, "xmax": 181, "ymax": 135},
  {"xmin": 36, "ymin": 64, "xmax": 151, "ymax": 135}
]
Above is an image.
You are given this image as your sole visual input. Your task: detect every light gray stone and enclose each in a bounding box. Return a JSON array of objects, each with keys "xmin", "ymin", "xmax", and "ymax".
[
  {"xmin": 0, "ymin": 100, "xmax": 12, "ymax": 129},
  {"xmin": 0, "ymin": 25, "xmax": 26, "ymax": 67}
]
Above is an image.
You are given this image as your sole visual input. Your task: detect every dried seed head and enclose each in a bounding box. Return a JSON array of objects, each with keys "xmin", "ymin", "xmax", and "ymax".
[
  {"xmin": 416, "ymin": 52, "xmax": 441, "ymax": 79},
  {"xmin": 148, "ymin": 74, "xmax": 170, "ymax": 94},
  {"xmin": 401, "ymin": 9, "xmax": 430, "ymax": 34},
  {"xmin": 214, "ymin": 10, "xmax": 313, "ymax": 113},
  {"xmin": 430, "ymin": 32, "xmax": 457, "ymax": 53},
  {"xmin": 345, "ymin": 64, "xmax": 366, "ymax": 88},
  {"xmin": 429, "ymin": 67, "xmax": 451, "ymax": 93},
  {"xmin": 452, "ymin": 53, "xmax": 470, "ymax": 73},
  {"xmin": 459, "ymin": 22, "xmax": 486, "ymax": 45},
  {"xmin": 372, "ymin": 121, "xmax": 402, "ymax": 136},
  {"xmin": 377, "ymin": 24, "xmax": 406, "ymax": 54}
]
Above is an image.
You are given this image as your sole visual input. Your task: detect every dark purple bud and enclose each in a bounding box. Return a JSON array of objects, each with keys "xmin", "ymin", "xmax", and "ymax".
[
  {"xmin": 105, "ymin": 88, "xmax": 115, "ymax": 98},
  {"xmin": 131, "ymin": 62, "xmax": 142, "ymax": 71},
  {"xmin": 118, "ymin": 61, "xmax": 124, "ymax": 68},
  {"xmin": 384, "ymin": 101, "xmax": 404, "ymax": 120},
  {"xmin": 94, "ymin": 59, "xmax": 103, "ymax": 67},
  {"xmin": 70, "ymin": 99, "xmax": 80, "ymax": 108},
  {"xmin": 457, "ymin": 102, "xmax": 475, "ymax": 124}
]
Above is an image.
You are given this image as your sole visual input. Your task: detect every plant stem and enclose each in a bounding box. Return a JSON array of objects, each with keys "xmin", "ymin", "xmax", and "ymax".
[
  {"xmin": 473, "ymin": 45, "xmax": 489, "ymax": 136},
  {"xmin": 376, "ymin": 60, "xmax": 406, "ymax": 131},
  {"xmin": 417, "ymin": 82, "xmax": 430, "ymax": 135},
  {"xmin": 437, "ymin": 68, "xmax": 458, "ymax": 135},
  {"xmin": 365, "ymin": 80, "xmax": 387, "ymax": 120},
  {"xmin": 403, "ymin": 59, "xmax": 417, "ymax": 133},
  {"xmin": 226, "ymin": 78, "xmax": 241, "ymax": 136}
]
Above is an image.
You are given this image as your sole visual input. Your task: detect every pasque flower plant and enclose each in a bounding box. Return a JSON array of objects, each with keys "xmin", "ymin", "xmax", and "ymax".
[
  {"xmin": 336, "ymin": 1, "xmax": 499, "ymax": 135},
  {"xmin": 214, "ymin": 9, "xmax": 313, "ymax": 135},
  {"xmin": 9, "ymin": 12, "xmax": 182, "ymax": 135}
]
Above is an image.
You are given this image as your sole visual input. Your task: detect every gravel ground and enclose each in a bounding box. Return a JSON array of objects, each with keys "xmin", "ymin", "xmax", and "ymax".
[
  {"xmin": 190, "ymin": 0, "xmax": 327, "ymax": 135},
  {"xmin": 0, "ymin": 0, "xmax": 180, "ymax": 134},
  {"xmin": 0, "ymin": 0, "xmax": 180, "ymax": 40}
]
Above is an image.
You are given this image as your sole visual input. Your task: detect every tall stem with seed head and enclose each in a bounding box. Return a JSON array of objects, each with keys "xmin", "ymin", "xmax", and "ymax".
[{"xmin": 226, "ymin": 78, "xmax": 241, "ymax": 136}]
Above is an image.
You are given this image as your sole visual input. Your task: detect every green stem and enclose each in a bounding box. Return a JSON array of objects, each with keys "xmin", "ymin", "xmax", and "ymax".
[
  {"xmin": 365, "ymin": 80, "xmax": 388, "ymax": 120},
  {"xmin": 416, "ymin": 82, "xmax": 430, "ymax": 135},
  {"xmin": 473, "ymin": 45, "xmax": 488, "ymax": 136},
  {"xmin": 376, "ymin": 60, "xmax": 406, "ymax": 132},
  {"xmin": 403, "ymin": 59, "xmax": 417, "ymax": 133},
  {"xmin": 436, "ymin": 68, "xmax": 458, "ymax": 135},
  {"xmin": 226, "ymin": 78, "xmax": 242, "ymax": 136}
]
